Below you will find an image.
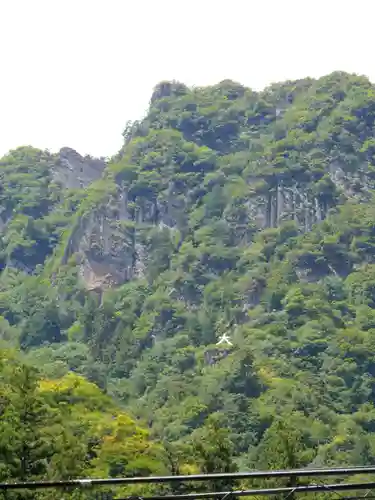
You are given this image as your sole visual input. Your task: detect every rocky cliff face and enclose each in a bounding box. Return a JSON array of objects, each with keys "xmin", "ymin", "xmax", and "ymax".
[
  {"xmin": 2, "ymin": 150, "xmax": 371, "ymax": 294},
  {"xmin": 62, "ymin": 186, "xmax": 181, "ymax": 291},
  {"xmin": 53, "ymin": 147, "xmax": 106, "ymax": 190},
  {"xmin": 248, "ymin": 163, "xmax": 373, "ymax": 232},
  {"xmin": 63, "ymin": 160, "xmax": 373, "ymax": 293}
]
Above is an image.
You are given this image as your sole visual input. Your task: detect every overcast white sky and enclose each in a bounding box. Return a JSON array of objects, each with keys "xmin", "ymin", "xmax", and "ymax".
[{"xmin": 1, "ymin": 0, "xmax": 374, "ymax": 158}]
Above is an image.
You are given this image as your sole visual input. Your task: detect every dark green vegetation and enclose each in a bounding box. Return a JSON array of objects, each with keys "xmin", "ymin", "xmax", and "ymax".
[{"xmin": 2, "ymin": 71, "xmax": 375, "ymax": 493}]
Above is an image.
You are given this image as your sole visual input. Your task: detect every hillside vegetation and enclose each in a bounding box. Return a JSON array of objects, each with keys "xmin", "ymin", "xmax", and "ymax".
[{"xmin": 2, "ymin": 71, "xmax": 375, "ymax": 488}]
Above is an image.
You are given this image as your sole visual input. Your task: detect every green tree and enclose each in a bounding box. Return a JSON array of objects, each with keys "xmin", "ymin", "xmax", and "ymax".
[
  {"xmin": 253, "ymin": 418, "xmax": 310, "ymax": 500},
  {"xmin": 0, "ymin": 361, "xmax": 86, "ymax": 499},
  {"xmin": 191, "ymin": 415, "xmax": 238, "ymax": 492}
]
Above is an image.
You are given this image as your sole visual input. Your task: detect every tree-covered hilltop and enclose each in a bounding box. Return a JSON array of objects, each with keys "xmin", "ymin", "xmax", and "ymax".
[{"xmin": 3, "ymin": 71, "xmax": 375, "ymax": 477}]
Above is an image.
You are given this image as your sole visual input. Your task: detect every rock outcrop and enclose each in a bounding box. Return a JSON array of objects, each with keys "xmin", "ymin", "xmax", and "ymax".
[{"xmin": 53, "ymin": 148, "xmax": 106, "ymax": 189}]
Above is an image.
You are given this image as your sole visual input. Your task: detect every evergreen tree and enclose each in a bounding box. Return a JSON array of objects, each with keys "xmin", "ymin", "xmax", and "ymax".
[
  {"xmin": 192, "ymin": 415, "xmax": 238, "ymax": 493},
  {"xmin": 0, "ymin": 362, "xmax": 86, "ymax": 499},
  {"xmin": 253, "ymin": 418, "xmax": 308, "ymax": 500}
]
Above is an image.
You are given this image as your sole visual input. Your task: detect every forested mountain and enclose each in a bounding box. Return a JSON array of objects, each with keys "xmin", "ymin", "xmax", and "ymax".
[{"xmin": 2, "ymin": 71, "xmax": 375, "ymax": 488}]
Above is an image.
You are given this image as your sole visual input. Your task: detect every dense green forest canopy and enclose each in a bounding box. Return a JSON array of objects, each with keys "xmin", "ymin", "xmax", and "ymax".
[{"xmin": 2, "ymin": 71, "xmax": 375, "ymax": 494}]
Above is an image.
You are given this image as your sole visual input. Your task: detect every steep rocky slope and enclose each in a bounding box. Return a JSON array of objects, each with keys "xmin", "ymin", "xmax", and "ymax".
[
  {"xmin": 2, "ymin": 71, "xmax": 375, "ymax": 470},
  {"xmin": 53, "ymin": 73, "xmax": 375, "ymax": 292}
]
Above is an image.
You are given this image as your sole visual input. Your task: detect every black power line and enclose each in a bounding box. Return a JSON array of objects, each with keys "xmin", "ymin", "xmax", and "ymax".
[
  {"xmin": 112, "ymin": 482, "xmax": 375, "ymax": 500},
  {"xmin": 1, "ymin": 466, "xmax": 375, "ymax": 498},
  {"xmin": 1, "ymin": 465, "xmax": 375, "ymax": 491}
]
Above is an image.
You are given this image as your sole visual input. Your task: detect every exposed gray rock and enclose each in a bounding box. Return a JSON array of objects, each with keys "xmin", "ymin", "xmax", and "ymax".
[
  {"xmin": 328, "ymin": 161, "xmax": 372, "ymax": 198},
  {"xmin": 53, "ymin": 148, "xmax": 106, "ymax": 189},
  {"xmin": 245, "ymin": 182, "xmax": 328, "ymax": 233},
  {"xmin": 243, "ymin": 159, "xmax": 375, "ymax": 237}
]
